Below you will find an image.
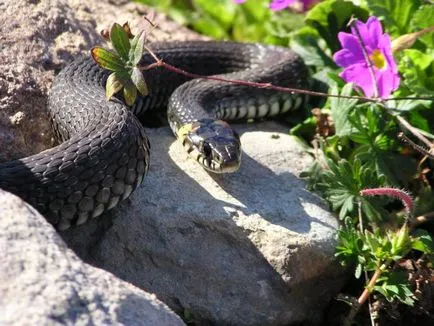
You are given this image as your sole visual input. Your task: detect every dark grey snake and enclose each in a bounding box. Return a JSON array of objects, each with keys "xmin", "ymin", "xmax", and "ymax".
[{"xmin": 0, "ymin": 41, "xmax": 308, "ymax": 230}]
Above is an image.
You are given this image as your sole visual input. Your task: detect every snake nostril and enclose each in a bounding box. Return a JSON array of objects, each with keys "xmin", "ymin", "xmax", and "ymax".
[{"xmin": 214, "ymin": 154, "xmax": 222, "ymax": 163}]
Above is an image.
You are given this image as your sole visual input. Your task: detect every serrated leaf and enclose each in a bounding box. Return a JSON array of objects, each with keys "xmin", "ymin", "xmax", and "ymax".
[
  {"xmin": 91, "ymin": 47, "xmax": 126, "ymax": 72},
  {"xmin": 131, "ymin": 67, "xmax": 148, "ymax": 96},
  {"xmin": 105, "ymin": 72, "xmax": 124, "ymax": 100},
  {"xmin": 123, "ymin": 82, "xmax": 137, "ymax": 106},
  {"xmin": 330, "ymin": 83, "xmax": 358, "ymax": 137},
  {"xmin": 110, "ymin": 23, "xmax": 131, "ymax": 62},
  {"xmin": 130, "ymin": 31, "xmax": 147, "ymax": 65}
]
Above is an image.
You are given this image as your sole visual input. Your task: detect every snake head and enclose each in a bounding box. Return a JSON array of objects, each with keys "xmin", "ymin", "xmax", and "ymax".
[{"xmin": 179, "ymin": 119, "xmax": 241, "ymax": 173}]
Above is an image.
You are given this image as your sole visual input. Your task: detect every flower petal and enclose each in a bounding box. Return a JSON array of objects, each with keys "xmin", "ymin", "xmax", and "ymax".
[
  {"xmin": 375, "ymin": 68, "xmax": 400, "ymax": 99},
  {"xmin": 336, "ymin": 32, "xmax": 365, "ymax": 65},
  {"xmin": 351, "ymin": 18, "xmax": 380, "ymax": 52},
  {"xmin": 269, "ymin": 0, "xmax": 295, "ymax": 11},
  {"xmin": 340, "ymin": 63, "xmax": 375, "ymax": 97},
  {"xmin": 366, "ymin": 16, "xmax": 383, "ymax": 49},
  {"xmin": 333, "ymin": 49, "xmax": 357, "ymax": 68},
  {"xmin": 379, "ymin": 34, "xmax": 398, "ymax": 72}
]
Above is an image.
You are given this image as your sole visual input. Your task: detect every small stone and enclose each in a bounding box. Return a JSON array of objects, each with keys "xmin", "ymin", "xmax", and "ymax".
[{"xmin": 9, "ymin": 111, "xmax": 25, "ymax": 125}]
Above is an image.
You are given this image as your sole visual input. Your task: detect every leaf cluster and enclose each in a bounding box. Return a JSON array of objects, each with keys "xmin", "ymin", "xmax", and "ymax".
[
  {"xmin": 91, "ymin": 23, "xmax": 149, "ymax": 106},
  {"xmin": 336, "ymin": 220, "xmax": 434, "ymax": 305}
]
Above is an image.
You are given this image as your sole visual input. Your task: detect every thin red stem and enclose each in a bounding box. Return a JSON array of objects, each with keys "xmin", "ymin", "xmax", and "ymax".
[{"xmin": 140, "ymin": 60, "xmax": 378, "ymax": 102}]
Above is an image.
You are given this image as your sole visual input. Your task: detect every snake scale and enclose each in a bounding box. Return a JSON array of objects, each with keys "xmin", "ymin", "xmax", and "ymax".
[{"xmin": 0, "ymin": 41, "xmax": 309, "ymax": 230}]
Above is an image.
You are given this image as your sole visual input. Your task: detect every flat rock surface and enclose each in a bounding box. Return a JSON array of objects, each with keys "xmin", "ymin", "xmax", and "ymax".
[
  {"xmin": 0, "ymin": 189, "xmax": 185, "ymax": 326},
  {"xmin": 64, "ymin": 121, "xmax": 344, "ymax": 325}
]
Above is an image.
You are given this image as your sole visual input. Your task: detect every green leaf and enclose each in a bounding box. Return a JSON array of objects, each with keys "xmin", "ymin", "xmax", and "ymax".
[
  {"xmin": 193, "ymin": 0, "xmax": 236, "ymax": 30},
  {"xmin": 367, "ymin": 0, "xmax": 422, "ymax": 36},
  {"xmin": 239, "ymin": 0, "xmax": 268, "ymax": 22},
  {"xmin": 411, "ymin": 5, "xmax": 434, "ymax": 48},
  {"xmin": 91, "ymin": 47, "xmax": 126, "ymax": 72},
  {"xmin": 191, "ymin": 13, "xmax": 228, "ymax": 40},
  {"xmin": 105, "ymin": 72, "xmax": 124, "ymax": 100},
  {"xmin": 232, "ymin": 15, "xmax": 266, "ymax": 42},
  {"xmin": 290, "ymin": 26, "xmax": 335, "ymax": 68},
  {"xmin": 388, "ymin": 99, "xmax": 432, "ymax": 113},
  {"xmin": 355, "ymin": 262, "xmax": 362, "ymax": 279},
  {"xmin": 330, "ymin": 83, "xmax": 358, "ymax": 137},
  {"xmin": 373, "ymin": 151, "xmax": 417, "ymax": 187},
  {"xmin": 123, "ymin": 82, "xmax": 137, "ymax": 106},
  {"xmin": 306, "ymin": 0, "xmax": 369, "ymax": 53},
  {"xmin": 407, "ymin": 111, "xmax": 434, "ymax": 139},
  {"xmin": 411, "ymin": 229, "xmax": 434, "ymax": 254},
  {"xmin": 130, "ymin": 31, "xmax": 147, "ymax": 66},
  {"xmin": 374, "ymin": 271, "xmax": 415, "ymax": 306},
  {"xmin": 110, "ymin": 23, "xmax": 131, "ymax": 62},
  {"xmin": 131, "ymin": 67, "xmax": 148, "ymax": 96},
  {"xmin": 399, "ymin": 49, "xmax": 434, "ymax": 96},
  {"xmin": 266, "ymin": 10, "xmax": 305, "ymax": 40}
]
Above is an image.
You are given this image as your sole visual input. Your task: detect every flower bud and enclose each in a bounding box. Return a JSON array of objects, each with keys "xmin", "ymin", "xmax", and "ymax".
[
  {"xmin": 392, "ymin": 26, "xmax": 434, "ymax": 53},
  {"xmin": 100, "ymin": 29, "xmax": 110, "ymax": 42}
]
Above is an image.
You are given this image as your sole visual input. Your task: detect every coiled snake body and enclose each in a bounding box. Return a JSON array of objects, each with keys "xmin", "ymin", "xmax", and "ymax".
[{"xmin": 0, "ymin": 41, "xmax": 308, "ymax": 230}]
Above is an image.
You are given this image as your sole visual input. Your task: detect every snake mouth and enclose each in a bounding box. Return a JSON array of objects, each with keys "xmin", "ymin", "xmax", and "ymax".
[{"xmin": 182, "ymin": 137, "xmax": 241, "ymax": 173}]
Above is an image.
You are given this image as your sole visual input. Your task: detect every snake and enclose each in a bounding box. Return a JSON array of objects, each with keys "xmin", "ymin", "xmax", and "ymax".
[{"xmin": 0, "ymin": 41, "xmax": 309, "ymax": 230}]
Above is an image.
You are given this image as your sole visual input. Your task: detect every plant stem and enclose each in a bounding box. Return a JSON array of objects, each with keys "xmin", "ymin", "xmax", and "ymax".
[
  {"xmin": 140, "ymin": 59, "xmax": 376, "ymax": 102},
  {"xmin": 358, "ymin": 267, "xmax": 382, "ymax": 305},
  {"xmin": 395, "ymin": 115, "xmax": 433, "ymax": 149}
]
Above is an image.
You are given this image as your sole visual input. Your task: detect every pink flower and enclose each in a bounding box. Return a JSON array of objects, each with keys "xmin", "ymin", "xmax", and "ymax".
[
  {"xmin": 270, "ymin": 0, "xmax": 318, "ymax": 11},
  {"xmin": 333, "ymin": 16, "xmax": 400, "ymax": 99},
  {"xmin": 269, "ymin": 0, "xmax": 296, "ymax": 11},
  {"xmin": 233, "ymin": 0, "xmax": 318, "ymax": 12}
]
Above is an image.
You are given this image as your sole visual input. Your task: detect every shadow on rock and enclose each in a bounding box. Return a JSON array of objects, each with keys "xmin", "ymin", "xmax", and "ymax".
[{"xmin": 62, "ymin": 122, "xmax": 344, "ymax": 326}]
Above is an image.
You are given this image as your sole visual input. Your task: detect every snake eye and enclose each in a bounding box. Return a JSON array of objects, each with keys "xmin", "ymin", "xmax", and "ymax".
[{"xmin": 202, "ymin": 142, "xmax": 212, "ymax": 157}]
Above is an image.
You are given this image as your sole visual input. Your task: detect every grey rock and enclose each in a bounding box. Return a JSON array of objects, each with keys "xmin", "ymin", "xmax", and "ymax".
[
  {"xmin": 65, "ymin": 122, "xmax": 345, "ymax": 325},
  {"xmin": 0, "ymin": 189, "xmax": 185, "ymax": 326}
]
